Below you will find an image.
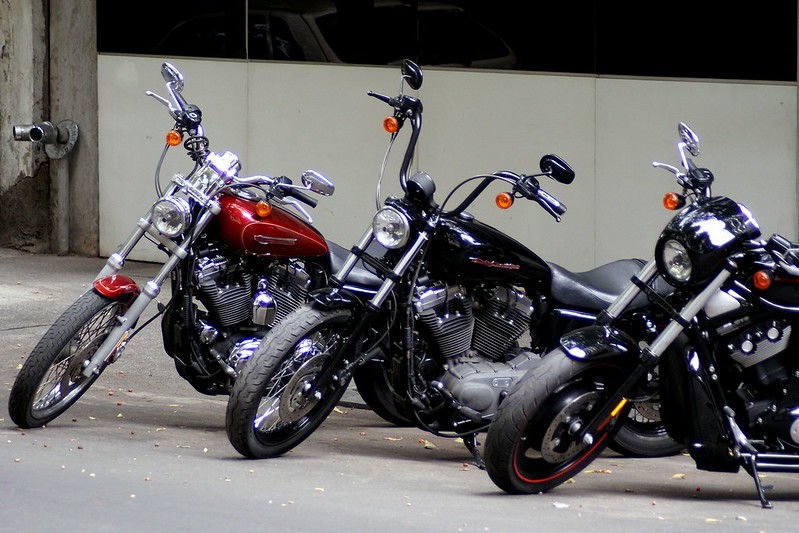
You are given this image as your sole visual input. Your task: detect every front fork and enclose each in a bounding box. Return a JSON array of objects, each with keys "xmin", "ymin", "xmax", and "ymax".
[
  {"xmin": 81, "ymin": 202, "xmax": 219, "ymax": 377},
  {"xmin": 577, "ymin": 258, "xmax": 734, "ymax": 445}
]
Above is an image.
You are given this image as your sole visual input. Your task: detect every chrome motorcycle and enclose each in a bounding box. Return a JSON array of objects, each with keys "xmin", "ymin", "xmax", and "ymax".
[
  {"xmin": 484, "ymin": 122, "xmax": 799, "ymax": 508},
  {"xmin": 224, "ymin": 59, "xmax": 678, "ymax": 462},
  {"xmin": 8, "ymin": 62, "xmax": 339, "ymax": 428}
]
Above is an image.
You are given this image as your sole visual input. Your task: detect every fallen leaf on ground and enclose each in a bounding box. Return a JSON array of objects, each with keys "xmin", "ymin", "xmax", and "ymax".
[
  {"xmin": 552, "ymin": 502, "xmax": 570, "ymax": 509},
  {"xmin": 673, "ymin": 473, "xmax": 686, "ymax": 479},
  {"xmin": 333, "ymin": 407, "xmax": 347, "ymax": 414},
  {"xmin": 584, "ymin": 469, "xmax": 612, "ymax": 474},
  {"xmin": 417, "ymin": 438, "xmax": 437, "ymax": 449},
  {"xmin": 384, "ymin": 437, "xmax": 402, "ymax": 442}
]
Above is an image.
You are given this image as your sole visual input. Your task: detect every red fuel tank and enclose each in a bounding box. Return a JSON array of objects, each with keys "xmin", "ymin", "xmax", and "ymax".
[{"xmin": 211, "ymin": 194, "xmax": 328, "ymax": 259}]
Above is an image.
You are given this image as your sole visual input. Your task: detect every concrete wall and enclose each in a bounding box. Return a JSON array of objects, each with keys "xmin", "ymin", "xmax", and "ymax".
[
  {"xmin": 98, "ymin": 56, "xmax": 798, "ymax": 271},
  {"xmin": 0, "ymin": 0, "xmax": 50, "ymax": 251},
  {"xmin": 0, "ymin": 0, "xmax": 98, "ymax": 255}
]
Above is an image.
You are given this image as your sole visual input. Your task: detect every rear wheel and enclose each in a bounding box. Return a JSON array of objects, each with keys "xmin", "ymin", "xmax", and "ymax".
[
  {"xmin": 353, "ymin": 359, "xmax": 414, "ymax": 427},
  {"xmin": 484, "ymin": 349, "xmax": 629, "ymax": 494},
  {"xmin": 8, "ymin": 290, "xmax": 129, "ymax": 428},
  {"xmin": 609, "ymin": 397, "xmax": 684, "ymax": 457},
  {"xmin": 226, "ymin": 306, "xmax": 353, "ymax": 458}
]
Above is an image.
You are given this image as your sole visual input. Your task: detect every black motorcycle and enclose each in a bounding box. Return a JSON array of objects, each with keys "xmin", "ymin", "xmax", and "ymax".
[
  {"xmin": 224, "ymin": 60, "xmax": 679, "ymax": 462},
  {"xmin": 483, "ymin": 122, "xmax": 799, "ymax": 508}
]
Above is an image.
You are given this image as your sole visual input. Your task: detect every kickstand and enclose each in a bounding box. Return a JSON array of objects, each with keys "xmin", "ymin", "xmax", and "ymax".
[
  {"xmin": 741, "ymin": 454, "xmax": 773, "ymax": 509},
  {"xmin": 463, "ymin": 433, "xmax": 485, "ymax": 470}
]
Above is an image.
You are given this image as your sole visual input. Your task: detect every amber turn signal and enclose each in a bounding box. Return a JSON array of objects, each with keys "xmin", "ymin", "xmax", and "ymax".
[
  {"xmin": 166, "ymin": 130, "xmax": 183, "ymax": 147},
  {"xmin": 255, "ymin": 200, "xmax": 272, "ymax": 217},
  {"xmin": 383, "ymin": 116, "xmax": 399, "ymax": 133},
  {"xmin": 495, "ymin": 192, "xmax": 514, "ymax": 210},
  {"xmin": 753, "ymin": 270, "xmax": 772, "ymax": 290},
  {"xmin": 663, "ymin": 192, "xmax": 686, "ymax": 211}
]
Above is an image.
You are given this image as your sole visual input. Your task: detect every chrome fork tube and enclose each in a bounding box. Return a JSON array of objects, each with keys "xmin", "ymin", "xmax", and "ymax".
[
  {"xmin": 601, "ymin": 257, "xmax": 659, "ymax": 322},
  {"xmin": 81, "ymin": 208, "xmax": 217, "ymax": 377},
  {"xmin": 646, "ymin": 268, "xmax": 732, "ymax": 357}
]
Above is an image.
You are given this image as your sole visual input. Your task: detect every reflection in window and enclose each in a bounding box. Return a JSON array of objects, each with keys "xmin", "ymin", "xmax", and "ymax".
[{"xmin": 96, "ymin": 0, "xmax": 797, "ymax": 82}]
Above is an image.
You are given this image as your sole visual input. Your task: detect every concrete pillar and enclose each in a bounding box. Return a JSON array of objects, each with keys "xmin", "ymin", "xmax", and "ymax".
[{"xmin": 0, "ymin": 0, "xmax": 51, "ymax": 252}]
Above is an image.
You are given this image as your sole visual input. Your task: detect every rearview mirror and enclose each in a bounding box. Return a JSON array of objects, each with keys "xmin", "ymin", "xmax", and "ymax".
[
  {"xmin": 678, "ymin": 122, "xmax": 700, "ymax": 156},
  {"xmin": 401, "ymin": 59, "xmax": 423, "ymax": 91},
  {"xmin": 161, "ymin": 62, "xmax": 185, "ymax": 93},
  {"xmin": 539, "ymin": 154, "xmax": 575, "ymax": 184},
  {"xmin": 302, "ymin": 170, "xmax": 335, "ymax": 196}
]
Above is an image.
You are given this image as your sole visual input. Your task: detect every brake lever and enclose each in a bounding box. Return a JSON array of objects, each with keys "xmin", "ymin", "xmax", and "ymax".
[
  {"xmin": 146, "ymin": 91, "xmax": 181, "ymax": 120},
  {"xmin": 275, "ymin": 196, "xmax": 313, "ymax": 223}
]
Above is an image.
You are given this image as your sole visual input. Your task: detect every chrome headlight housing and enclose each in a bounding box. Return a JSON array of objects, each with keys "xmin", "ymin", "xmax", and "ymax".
[
  {"xmin": 372, "ymin": 206, "xmax": 410, "ymax": 249},
  {"xmin": 152, "ymin": 197, "xmax": 192, "ymax": 237},
  {"xmin": 661, "ymin": 239, "xmax": 692, "ymax": 283}
]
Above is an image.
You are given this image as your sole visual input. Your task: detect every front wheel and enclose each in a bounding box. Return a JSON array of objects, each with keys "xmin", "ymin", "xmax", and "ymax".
[
  {"xmin": 8, "ymin": 290, "xmax": 130, "ymax": 428},
  {"xmin": 226, "ymin": 306, "xmax": 353, "ymax": 458},
  {"xmin": 484, "ymin": 349, "xmax": 629, "ymax": 494}
]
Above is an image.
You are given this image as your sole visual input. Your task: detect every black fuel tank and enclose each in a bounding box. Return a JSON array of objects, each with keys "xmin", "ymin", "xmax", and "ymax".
[{"xmin": 427, "ymin": 215, "xmax": 551, "ymax": 288}]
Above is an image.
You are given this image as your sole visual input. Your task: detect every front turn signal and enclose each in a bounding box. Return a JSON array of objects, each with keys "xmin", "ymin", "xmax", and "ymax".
[
  {"xmin": 753, "ymin": 270, "xmax": 772, "ymax": 290},
  {"xmin": 495, "ymin": 192, "xmax": 514, "ymax": 210},
  {"xmin": 663, "ymin": 192, "xmax": 686, "ymax": 211},
  {"xmin": 383, "ymin": 116, "xmax": 399, "ymax": 133},
  {"xmin": 255, "ymin": 200, "xmax": 272, "ymax": 217},
  {"xmin": 166, "ymin": 130, "xmax": 183, "ymax": 147}
]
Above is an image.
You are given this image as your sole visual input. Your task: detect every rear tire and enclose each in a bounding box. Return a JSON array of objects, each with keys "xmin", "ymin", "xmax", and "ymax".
[
  {"xmin": 226, "ymin": 306, "xmax": 353, "ymax": 458},
  {"xmin": 609, "ymin": 399, "xmax": 684, "ymax": 457},
  {"xmin": 353, "ymin": 359, "xmax": 414, "ymax": 427},
  {"xmin": 484, "ymin": 349, "xmax": 629, "ymax": 494},
  {"xmin": 8, "ymin": 290, "xmax": 129, "ymax": 428}
]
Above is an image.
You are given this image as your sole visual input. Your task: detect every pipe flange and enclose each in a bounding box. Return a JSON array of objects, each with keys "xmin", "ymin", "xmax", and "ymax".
[{"xmin": 45, "ymin": 120, "xmax": 79, "ymax": 159}]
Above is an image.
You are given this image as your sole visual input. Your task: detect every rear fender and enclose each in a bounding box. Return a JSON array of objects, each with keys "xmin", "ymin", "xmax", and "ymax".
[
  {"xmin": 93, "ymin": 274, "xmax": 140, "ymax": 301},
  {"xmin": 558, "ymin": 325, "xmax": 640, "ymax": 370}
]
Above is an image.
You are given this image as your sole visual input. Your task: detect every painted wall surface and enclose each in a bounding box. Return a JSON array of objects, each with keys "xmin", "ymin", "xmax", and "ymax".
[{"xmin": 98, "ymin": 56, "xmax": 798, "ymax": 271}]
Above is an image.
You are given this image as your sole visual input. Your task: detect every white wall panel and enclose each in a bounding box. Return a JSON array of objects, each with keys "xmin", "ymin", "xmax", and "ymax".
[{"xmin": 98, "ymin": 57, "xmax": 798, "ymax": 273}]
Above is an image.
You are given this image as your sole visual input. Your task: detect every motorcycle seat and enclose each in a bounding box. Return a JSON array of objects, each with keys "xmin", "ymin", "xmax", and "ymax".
[
  {"xmin": 327, "ymin": 240, "xmax": 384, "ymax": 289},
  {"xmin": 548, "ymin": 258, "xmax": 671, "ymax": 311}
]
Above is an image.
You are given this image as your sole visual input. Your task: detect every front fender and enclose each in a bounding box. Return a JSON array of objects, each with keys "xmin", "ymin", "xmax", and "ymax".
[
  {"xmin": 559, "ymin": 325, "xmax": 640, "ymax": 368},
  {"xmin": 93, "ymin": 274, "xmax": 140, "ymax": 300},
  {"xmin": 308, "ymin": 287, "xmax": 364, "ymax": 310}
]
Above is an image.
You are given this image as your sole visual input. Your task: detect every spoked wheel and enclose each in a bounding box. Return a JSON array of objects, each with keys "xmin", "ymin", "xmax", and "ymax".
[
  {"xmin": 8, "ymin": 290, "xmax": 130, "ymax": 428},
  {"xmin": 484, "ymin": 349, "xmax": 629, "ymax": 494},
  {"xmin": 226, "ymin": 306, "xmax": 353, "ymax": 458}
]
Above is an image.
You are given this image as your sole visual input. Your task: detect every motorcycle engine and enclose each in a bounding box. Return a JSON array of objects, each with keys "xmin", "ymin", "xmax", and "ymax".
[
  {"xmin": 414, "ymin": 283, "xmax": 537, "ymax": 420},
  {"xmin": 716, "ymin": 316, "xmax": 799, "ymax": 447},
  {"xmin": 184, "ymin": 254, "xmax": 321, "ymax": 383}
]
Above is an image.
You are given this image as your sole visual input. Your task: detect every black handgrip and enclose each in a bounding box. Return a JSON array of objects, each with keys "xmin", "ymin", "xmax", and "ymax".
[
  {"xmin": 536, "ymin": 189, "xmax": 567, "ymax": 221},
  {"xmin": 368, "ymin": 91, "xmax": 392, "ymax": 105},
  {"xmin": 288, "ymin": 187, "xmax": 318, "ymax": 208}
]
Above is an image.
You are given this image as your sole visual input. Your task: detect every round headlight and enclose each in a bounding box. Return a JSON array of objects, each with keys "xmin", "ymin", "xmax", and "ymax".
[
  {"xmin": 152, "ymin": 197, "xmax": 192, "ymax": 237},
  {"xmin": 661, "ymin": 239, "xmax": 692, "ymax": 283},
  {"xmin": 372, "ymin": 207, "xmax": 410, "ymax": 249}
]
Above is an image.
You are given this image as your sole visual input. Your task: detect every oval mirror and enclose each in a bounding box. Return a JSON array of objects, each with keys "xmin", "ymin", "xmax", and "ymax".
[
  {"xmin": 302, "ymin": 170, "xmax": 335, "ymax": 196},
  {"xmin": 401, "ymin": 59, "xmax": 423, "ymax": 90},
  {"xmin": 678, "ymin": 122, "xmax": 700, "ymax": 156},
  {"xmin": 161, "ymin": 62, "xmax": 185, "ymax": 93},
  {"xmin": 539, "ymin": 154, "xmax": 575, "ymax": 184}
]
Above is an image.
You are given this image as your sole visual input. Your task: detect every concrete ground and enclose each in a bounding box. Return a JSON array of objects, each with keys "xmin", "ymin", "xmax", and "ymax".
[{"xmin": 2, "ymin": 247, "xmax": 799, "ymax": 532}]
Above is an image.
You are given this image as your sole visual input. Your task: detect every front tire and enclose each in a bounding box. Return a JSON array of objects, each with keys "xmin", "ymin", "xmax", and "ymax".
[
  {"xmin": 8, "ymin": 290, "xmax": 130, "ymax": 428},
  {"xmin": 226, "ymin": 306, "xmax": 353, "ymax": 458},
  {"xmin": 484, "ymin": 349, "xmax": 629, "ymax": 494}
]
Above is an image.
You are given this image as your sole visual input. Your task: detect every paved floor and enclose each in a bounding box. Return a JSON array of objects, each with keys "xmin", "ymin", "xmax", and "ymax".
[{"xmin": 2, "ymin": 247, "xmax": 799, "ymax": 532}]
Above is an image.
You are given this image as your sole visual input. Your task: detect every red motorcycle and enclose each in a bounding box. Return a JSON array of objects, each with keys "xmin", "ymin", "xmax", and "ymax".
[{"xmin": 8, "ymin": 62, "xmax": 353, "ymax": 428}]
